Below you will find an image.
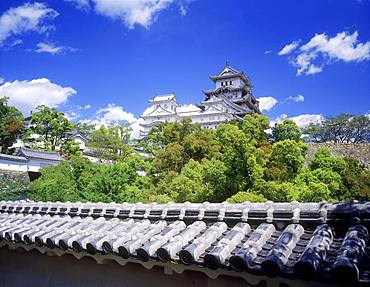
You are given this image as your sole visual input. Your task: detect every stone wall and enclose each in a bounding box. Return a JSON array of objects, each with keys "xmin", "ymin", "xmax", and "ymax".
[
  {"xmin": 0, "ymin": 170, "xmax": 29, "ymax": 199},
  {"xmin": 305, "ymin": 143, "xmax": 370, "ymax": 168},
  {"xmin": 0, "ymin": 170, "xmax": 29, "ymax": 184}
]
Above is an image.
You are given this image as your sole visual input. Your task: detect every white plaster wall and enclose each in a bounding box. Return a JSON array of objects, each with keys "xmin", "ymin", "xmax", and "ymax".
[
  {"xmin": 74, "ymin": 138, "xmax": 86, "ymax": 150},
  {"xmin": 215, "ymin": 77, "xmax": 243, "ymax": 88},
  {"xmin": 0, "ymin": 159, "xmax": 28, "ymax": 172}
]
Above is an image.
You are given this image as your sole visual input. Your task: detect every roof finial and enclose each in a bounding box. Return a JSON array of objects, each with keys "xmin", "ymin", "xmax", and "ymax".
[{"xmin": 225, "ymin": 60, "xmax": 229, "ymax": 66}]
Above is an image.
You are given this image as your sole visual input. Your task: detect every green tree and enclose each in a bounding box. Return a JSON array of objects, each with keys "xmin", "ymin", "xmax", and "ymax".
[
  {"xmin": 73, "ymin": 122, "xmax": 95, "ymax": 140},
  {"xmin": 201, "ymin": 158, "xmax": 228, "ymax": 202},
  {"xmin": 249, "ymin": 179, "xmax": 300, "ymax": 202},
  {"xmin": 296, "ymin": 182, "xmax": 332, "ymax": 202},
  {"xmin": 88, "ymin": 154, "xmax": 150, "ymax": 203},
  {"xmin": 265, "ymin": 140, "xmax": 307, "ymax": 181},
  {"xmin": 295, "ymin": 168, "xmax": 341, "ymax": 199},
  {"xmin": 28, "ymin": 161, "xmax": 80, "ymax": 202},
  {"xmin": 170, "ymin": 159, "xmax": 208, "ymax": 202},
  {"xmin": 349, "ymin": 115, "xmax": 370, "ymax": 143},
  {"xmin": 151, "ymin": 142, "xmax": 185, "ymax": 173},
  {"xmin": 303, "ymin": 113, "xmax": 370, "ymax": 143},
  {"xmin": 88, "ymin": 124, "xmax": 133, "ymax": 161},
  {"xmin": 183, "ymin": 129, "xmax": 221, "ymax": 162},
  {"xmin": 339, "ymin": 157, "xmax": 370, "ymax": 201},
  {"xmin": 144, "ymin": 118, "xmax": 201, "ymax": 153},
  {"xmin": 24, "ymin": 105, "xmax": 73, "ymax": 152},
  {"xmin": 309, "ymin": 148, "xmax": 346, "ymax": 174},
  {"xmin": 241, "ymin": 113, "xmax": 270, "ymax": 145},
  {"xmin": 272, "ymin": 119, "xmax": 302, "ymax": 142},
  {"xmin": 227, "ymin": 192, "xmax": 267, "ymax": 203},
  {"xmin": 0, "ymin": 97, "xmax": 24, "ymax": 153},
  {"xmin": 215, "ymin": 123, "xmax": 263, "ymax": 198}
]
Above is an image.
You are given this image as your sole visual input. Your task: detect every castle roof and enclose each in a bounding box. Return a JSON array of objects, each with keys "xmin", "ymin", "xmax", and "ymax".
[
  {"xmin": 0, "ymin": 200, "xmax": 368, "ymax": 286},
  {"xmin": 210, "ymin": 64, "xmax": 251, "ymax": 84},
  {"xmin": 17, "ymin": 148, "xmax": 63, "ymax": 162},
  {"xmin": 149, "ymin": 94, "xmax": 176, "ymax": 102}
]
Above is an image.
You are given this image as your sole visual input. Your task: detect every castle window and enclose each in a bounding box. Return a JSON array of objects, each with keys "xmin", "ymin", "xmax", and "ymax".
[{"xmin": 230, "ymin": 81, "xmax": 233, "ymax": 85}]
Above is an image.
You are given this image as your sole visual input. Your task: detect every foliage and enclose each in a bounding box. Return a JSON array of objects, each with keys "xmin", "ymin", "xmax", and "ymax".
[
  {"xmin": 215, "ymin": 123, "xmax": 263, "ymax": 197},
  {"xmin": 241, "ymin": 114, "xmax": 270, "ymax": 145},
  {"xmin": 265, "ymin": 140, "xmax": 307, "ymax": 181},
  {"xmin": 28, "ymin": 155, "xmax": 149, "ymax": 203},
  {"xmin": 152, "ymin": 142, "xmax": 185, "ymax": 173},
  {"xmin": 73, "ymin": 122, "xmax": 95, "ymax": 140},
  {"xmin": 88, "ymin": 124, "xmax": 133, "ymax": 161},
  {"xmin": 169, "ymin": 159, "xmax": 207, "ymax": 202},
  {"xmin": 308, "ymin": 148, "xmax": 346, "ymax": 174},
  {"xmin": 304, "ymin": 113, "xmax": 370, "ymax": 143},
  {"xmin": 24, "ymin": 105, "xmax": 74, "ymax": 153},
  {"xmin": 27, "ymin": 161, "xmax": 80, "ymax": 202},
  {"xmin": 297, "ymin": 182, "xmax": 332, "ymax": 202},
  {"xmin": 249, "ymin": 179, "xmax": 298, "ymax": 202},
  {"xmin": 0, "ymin": 97, "xmax": 24, "ymax": 154},
  {"xmin": 143, "ymin": 118, "xmax": 201, "ymax": 153},
  {"xmin": 339, "ymin": 157, "xmax": 370, "ymax": 201},
  {"xmin": 227, "ymin": 192, "xmax": 267, "ymax": 203},
  {"xmin": 25, "ymin": 113, "xmax": 369, "ymax": 204},
  {"xmin": 272, "ymin": 119, "xmax": 301, "ymax": 142}
]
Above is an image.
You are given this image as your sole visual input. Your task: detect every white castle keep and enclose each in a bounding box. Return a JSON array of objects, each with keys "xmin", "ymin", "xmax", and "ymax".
[{"xmin": 139, "ymin": 64, "xmax": 261, "ymax": 137}]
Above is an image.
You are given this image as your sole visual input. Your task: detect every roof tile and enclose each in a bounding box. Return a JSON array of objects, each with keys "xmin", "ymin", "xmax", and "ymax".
[{"xmin": 0, "ymin": 200, "xmax": 368, "ymax": 285}]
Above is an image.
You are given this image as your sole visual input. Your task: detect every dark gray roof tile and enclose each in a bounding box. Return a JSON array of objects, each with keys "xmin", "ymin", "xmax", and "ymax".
[
  {"xmin": 17, "ymin": 148, "xmax": 63, "ymax": 161},
  {"xmin": 0, "ymin": 200, "xmax": 368, "ymax": 285}
]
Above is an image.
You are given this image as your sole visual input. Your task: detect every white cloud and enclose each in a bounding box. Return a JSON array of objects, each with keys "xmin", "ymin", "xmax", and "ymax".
[
  {"xmin": 0, "ymin": 3, "xmax": 58, "ymax": 45},
  {"xmin": 0, "ymin": 77, "xmax": 4, "ymax": 85},
  {"xmin": 278, "ymin": 40, "xmax": 299, "ymax": 56},
  {"xmin": 288, "ymin": 94, "xmax": 304, "ymax": 102},
  {"xmin": 34, "ymin": 42, "xmax": 77, "ymax": 55},
  {"xmin": 290, "ymin": 114, "xmax": 323, "ymax": 127},
  {"xmin": 65, "ymin": 0, "xmax": 91, "ymax": 10},
  {"xmin": 300, "ymin": 31, "xmax": 370, "ymax": 61},
  {"xmin": 257, "ymin": 96, "xmax": 278, "ymax": 112},
  {"xmin": 92, "ymin": 0, "xmax": 173, "ymax": 28},
  {"xmin": 65, "ymin": 0, "xmax": 193, "ymax": 29},
  {"xmin": 10, "ymin": 39, "xmax": 23, "ymax": 47},
  {"xmin": 280, "ymin": 31, "xmax": 370, "ymax": 75},
  {"xmin": 64, "ymin": 111, "xmax": 81, "ymax": 121},
  {"xmin": 82, "ymin": 103, "xmax": 141, "ymax": 139},
  {"xmin": 271, "ymin": 113, "xmax": 323, "ymax": 128},
  {"xmin": 96, "ymin": 103, "xmax": 137, "ymax": 125},
  {"xmin": 83, "ymin": 104, "xmax": 91, "ymax": 110},
  {"xmin": 270, "ymin": 113, "xmax": 288, "ymax": 127},
  {"xmin": 179, "ymin": 3, "xmax": 187, "ymax": 16},
  {"xmin": 0, "ymin": 78, "xmax": 76, "ymax": 115},
  {"xmin": 305, "ymin": 64, "xmax": 323, "ymax": 75}
]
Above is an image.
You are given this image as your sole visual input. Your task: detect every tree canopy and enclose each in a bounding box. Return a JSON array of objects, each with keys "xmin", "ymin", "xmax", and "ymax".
[
  {"xmin": 0, "ymin": 97, "xmax": 24, "ymax": 154},
  {"xmin": 304, "ymin": 113, "xmax": 370, "ymax": 143},
  {"xmin": 88, "ymin": 124, "xmax": 133, "ymax": 161},
  {"xmin": 4, "ymin": 109, "xmax": 368, "ymax": 204},
  {"xmin": 24, "ymin": 105, "xmax": 78, "ymax": 156}
]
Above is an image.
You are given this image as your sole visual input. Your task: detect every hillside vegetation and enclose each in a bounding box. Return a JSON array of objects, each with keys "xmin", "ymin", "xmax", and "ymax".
[
  {"xmin": 26, "ymin": 115, "xmax": 370, "ymax": 203},
  {"xmin": 1, "ymin": 97, "xmax": 369, "ymax": 203}
]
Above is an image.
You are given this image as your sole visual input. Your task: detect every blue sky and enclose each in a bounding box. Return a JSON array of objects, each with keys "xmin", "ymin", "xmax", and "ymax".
[{"xmin": 0, "ymin": 0, "xmax": 369, "ymax": 135}]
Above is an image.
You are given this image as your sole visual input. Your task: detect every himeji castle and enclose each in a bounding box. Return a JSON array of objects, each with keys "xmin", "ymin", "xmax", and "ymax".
[{"xmin": 139, "ymin": 64, "xmax": 261, "ymax": 137}]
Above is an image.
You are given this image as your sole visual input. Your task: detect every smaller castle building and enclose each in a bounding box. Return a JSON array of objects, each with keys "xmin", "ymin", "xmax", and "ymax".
[{"xmin": 139, "ymin": 64, "xmax": 260, "ymax": 137}]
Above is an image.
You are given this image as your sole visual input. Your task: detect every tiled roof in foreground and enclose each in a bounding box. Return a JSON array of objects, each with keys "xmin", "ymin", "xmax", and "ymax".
[{"xmin": 0, "ymin": 200, "xmax": 369, "ymax": 286}]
